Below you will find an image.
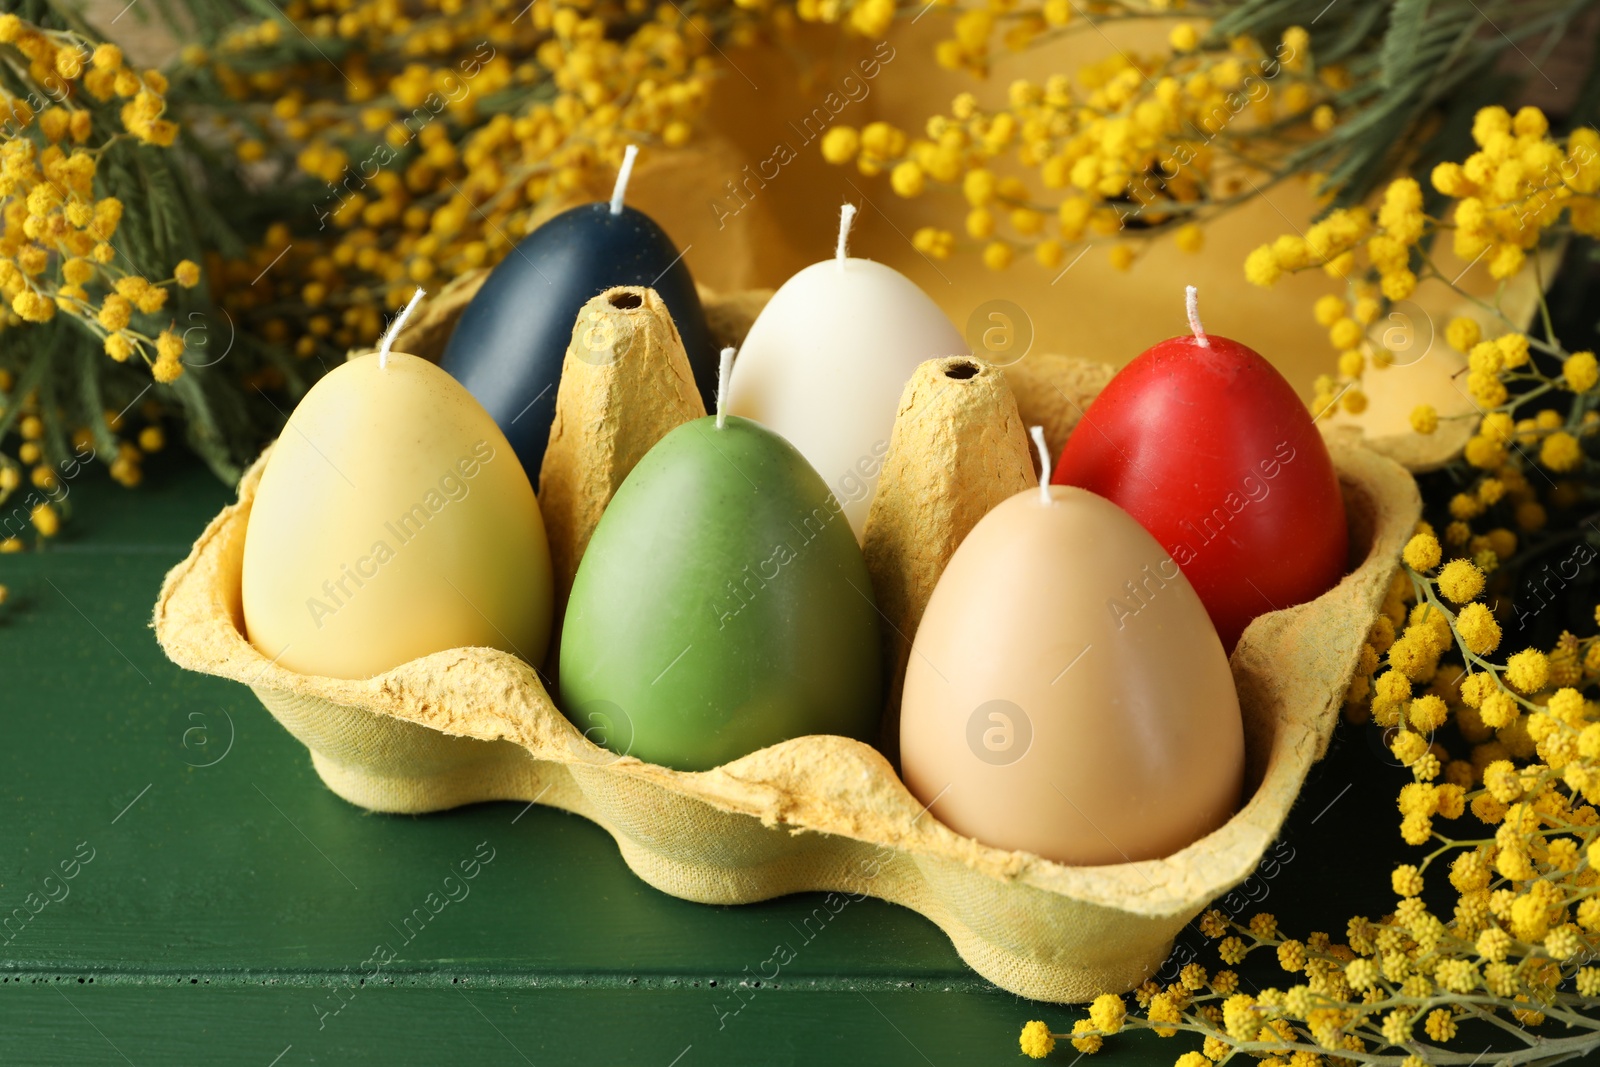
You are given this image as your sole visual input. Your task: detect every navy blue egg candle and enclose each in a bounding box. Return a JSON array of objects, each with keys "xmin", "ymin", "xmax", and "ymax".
[{"xmin": 439, "ymin": 149, "xmax": 718, "ymax": 478}]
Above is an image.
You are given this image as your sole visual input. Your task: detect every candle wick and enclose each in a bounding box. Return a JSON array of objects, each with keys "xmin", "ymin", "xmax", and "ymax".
[
  {"xmin": 609, "ymin": 144, "xmax": 639, "ymax": 216},
  {"xmin": 1029, "ymin": 425, "xmax": 1052, "ymax": 505},
  {"xmin": 835, "ymin": 203, "xmax": 857, "ymax": 271},
  {"xmin": 715, "ymin": 346, "xmax": 736, "ymax": 429},
  {"xmin": 1186, "ymin": 284, "xmax": 1210, "ymax": 348},
  {"xmin": 378, "ymin": 287, "xmax": 425, "ymax": 369}
]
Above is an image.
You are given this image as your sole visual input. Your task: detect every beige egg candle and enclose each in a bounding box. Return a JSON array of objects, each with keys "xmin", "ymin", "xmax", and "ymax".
[
  {"xmin": 725, "ymin": 205, "xmax": 968, "ymax": 539},
  {"xmin": 241, "ymin": 291, "xmax": 555, "ymax": 681},
  {"xmin": 899, "ymin": 430, "xmax": 1244, "ymax": 866}
]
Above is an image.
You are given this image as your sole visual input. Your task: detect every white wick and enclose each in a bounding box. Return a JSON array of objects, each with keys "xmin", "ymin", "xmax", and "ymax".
[
  {"xmin": 1186, "ymin": 284, "xmax": 1210, "ymax": 348},
  {"xmin": 1030, "ymin": 425, "xmax": 1052, "ymax": 505},
  {"xmin": 378, "ymin": 287, "xmax": 425, "ymax": 368},
  {"xmin": 715, "ymin": 346, "xmax": 736, "ymax": 429},
  {"xmin": 609, "ymin": 144, "xmax": 639, "ymax": 216},
  {"xmin": 836, "ymin": 203, "xmax": 857, "ymax": 270}
]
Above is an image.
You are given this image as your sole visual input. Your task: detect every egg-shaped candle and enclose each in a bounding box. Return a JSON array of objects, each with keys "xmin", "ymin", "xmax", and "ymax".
[
  {"xmin": 242, "ymin": 291, "xmax": 554, "ymax": 680},
  {"xmin": 1053, "ymin": 287, "xmax": 1348, "ymax": 652},
  {"xmin": 900, "ymin": 430, "xmax": 1244, "ymax": 866},
  {"xmin": 725, "ymin": 205, "xmax": 968, "ymax": 539},
  {"xmin": 440, "ymin": 146, "xmax": 719, "ymax": 478},
  {"xmin": 559, "ymin": 351, "xmax": 883, "ymax": 771}
]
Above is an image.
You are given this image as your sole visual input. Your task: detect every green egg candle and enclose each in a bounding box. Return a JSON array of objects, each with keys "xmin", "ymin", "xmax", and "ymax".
[{"xmin": 559, "ymin": 349, "xmax": 883, "ymax": 771}]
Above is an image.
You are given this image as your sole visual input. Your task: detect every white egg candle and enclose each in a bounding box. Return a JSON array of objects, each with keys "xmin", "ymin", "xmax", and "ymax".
[
  {"xmin": 726, "ymin": 205, "xmax": 968, "ymax": 538},
  {"xmin": 241, "ymin": 291, "xmax": 555, "ymax": 680}
]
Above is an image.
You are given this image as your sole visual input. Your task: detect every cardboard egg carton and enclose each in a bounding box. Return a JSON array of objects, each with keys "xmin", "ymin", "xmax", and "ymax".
[{"xmin": 154, "ymin": 283, "xmax": 1421, "ymax": 1003}]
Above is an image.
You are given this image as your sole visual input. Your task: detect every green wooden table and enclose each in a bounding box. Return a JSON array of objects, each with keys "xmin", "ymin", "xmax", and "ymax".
[{"xmin": 0, "ymin": 452, "xmax": 1407, "ymax": 1065}]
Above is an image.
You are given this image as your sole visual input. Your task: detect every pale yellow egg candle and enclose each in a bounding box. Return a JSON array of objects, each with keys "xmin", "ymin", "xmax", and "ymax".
[{"xmin": 241, "ymin": 290, "xmax": 554, "ymax": 680}]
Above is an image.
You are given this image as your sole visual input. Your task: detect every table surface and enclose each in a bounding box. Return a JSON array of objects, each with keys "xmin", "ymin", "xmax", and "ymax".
[{"xmin": 0, "ymin": 451, "xmax": 1421, "ymax": 1066}]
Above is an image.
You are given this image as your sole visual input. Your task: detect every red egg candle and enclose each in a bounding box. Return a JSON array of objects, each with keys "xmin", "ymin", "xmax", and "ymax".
[{"xmin": 1052, "ymin": 287, "xmax": 1348, "ymax": 652}]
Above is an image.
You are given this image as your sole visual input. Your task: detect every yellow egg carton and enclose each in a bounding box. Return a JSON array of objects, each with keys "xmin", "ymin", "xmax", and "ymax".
[{"xmin": 154, "ymin": 283, "xmax": 1421, "ymax": 1004}]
